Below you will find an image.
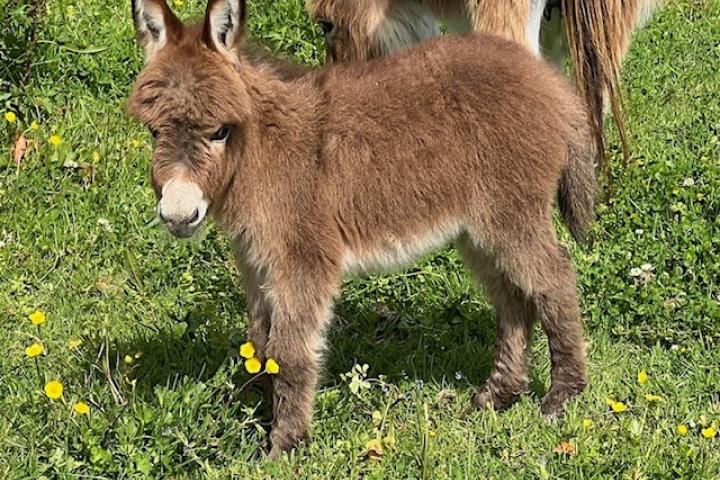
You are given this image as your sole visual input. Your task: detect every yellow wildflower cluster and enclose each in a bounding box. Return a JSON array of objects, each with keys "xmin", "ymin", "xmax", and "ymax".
[
  {"xmin": 4, "ymin": 112, "xmax": 43, "ymax": 132},
  {"xmin": 23, "ymin": 310, "xmax": 92, "ymax": 417},
  {"xmin": 239, "ymin": 341, "xmax": 280, "ymax": 375},
  {"xmin": 599, "ymin": 370, "xmax": 719, "ymax": 440}
]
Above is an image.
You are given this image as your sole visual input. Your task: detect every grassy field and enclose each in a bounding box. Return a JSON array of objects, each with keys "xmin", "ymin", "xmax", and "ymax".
[{"xmin": 1, "ymin": 0, "xmax": 719, "ymax": 477}]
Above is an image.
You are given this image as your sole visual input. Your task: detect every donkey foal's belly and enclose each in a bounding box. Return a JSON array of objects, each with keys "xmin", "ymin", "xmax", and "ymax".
[{"xmin": 342, "ymin": 222, "xmax": 463, "ymax": 276}]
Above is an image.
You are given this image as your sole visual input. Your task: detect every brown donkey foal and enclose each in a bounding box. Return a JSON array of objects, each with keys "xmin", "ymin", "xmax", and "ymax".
[{"xmin": 128, "ymin": 0, "xmax": 597, "ymax": 456}]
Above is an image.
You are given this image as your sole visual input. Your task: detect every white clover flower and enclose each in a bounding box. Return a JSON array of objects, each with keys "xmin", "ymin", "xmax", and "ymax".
[{"xmin": 97, "ymin": 218, "xmax": 113, "ymax": 232}]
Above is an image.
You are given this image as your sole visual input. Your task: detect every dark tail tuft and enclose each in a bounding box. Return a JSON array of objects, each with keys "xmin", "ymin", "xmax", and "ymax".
[{"xmin": 559, "ymin": 122, "xmax": 598, "ymax": 242}]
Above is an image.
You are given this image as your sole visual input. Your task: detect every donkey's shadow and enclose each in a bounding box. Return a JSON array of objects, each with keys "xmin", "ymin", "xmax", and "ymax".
[
  {"xmin": 327, "ymin": 296, "xmax": 497, "ymax": 386},
  {"xmin": 103, "ymin": 298, "xmax": 498, "ymax": 401},
  {"xmin": 102, "ymin": 267, "xmax": 547, "ymax": 404},
  {"xmin": 325, "ymin": 295, "xmax": 548, "ymax": 401}
]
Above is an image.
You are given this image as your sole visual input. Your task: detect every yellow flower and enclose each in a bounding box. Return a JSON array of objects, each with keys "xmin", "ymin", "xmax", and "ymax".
[
  {"xmin": 701, "ymin": 427, "xmax": 717, "ymax": 439},
  {"xmin": 265, "ymin": 358, "xmax": 280, "ymax": 375},
  {"xmin": 383, "ymin": 435, "xmax": 396, "ymax": 449},
  {"xmin": 582, "ymin": 418, "xmax": 594, "ymax": 429},
  {"xmin": 25, "ymin": 343, "xmax": 44, "ymax": 358},
  {"xmin": 364, "ymin": 438, "xmax": 384, "ymax": 459},
  {"xmin": 610, "ymin": 401, "xmax": 629, "ymax": 413},
  {"xmin": 29, "ymin": 310, "xmax": 46, "ymax": 325},
  {"xmin": 30, "ymin": 121, "xmax": 40, "ymax": 130},
  {"xmin": 130, "ymin": 139, "xmax": 141, "ymax": 148},
  {"xmin": 5, "ymin": 112, "xmax": 17, "ymax": 123},
  {"xmin": 244, "ymin": 357, "xmax": 261, "ymax": 374},
  {"xmin": 239, "ymin": 341, "xmax": 255, "ymax": 359},
  {"xmin": 49, "ymin": 134, "xmax": 63, "ymax": 146},
  {"xmin": 124, "ymin": 355, "xmax": 134, "ymax": 364},
  {"xmin": 644, "ymin": 393, "xmax": 663, "ymax": 402},
  {"xmin": 44, "ymin": 380, "xmax": 64, "ymax": 400},
  {"xmin": 371, "ymin": 410, "xmax": 383, "ymax": 425},
  {"xmin": 637, "ymin": 370, "xmax": 648, "ymax": 384},
  {"xmin": 92, "ymin": 151, "xmax": 100, "ymax": 162},
  {"xmin": 173, "ymin": 0, "xmax": 185, "ymax": 6},
  {"xmin": 73, "ymin": 401, "xmax": 90, "ymax": 415},
  {"xmin": 68, "ymin": 338, "xmax": 82, "ymax": 349},
  {"xmin": 676, "ymin": 424, "xmax": 688, "ymax": 437}
]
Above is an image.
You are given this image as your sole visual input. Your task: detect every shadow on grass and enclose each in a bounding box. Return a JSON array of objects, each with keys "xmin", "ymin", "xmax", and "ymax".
[{"xmin": 90, "ymin": 276, "xmax": 549, "ymax": 407}]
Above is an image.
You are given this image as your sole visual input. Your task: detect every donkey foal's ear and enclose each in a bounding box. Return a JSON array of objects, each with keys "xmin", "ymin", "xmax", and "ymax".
[
  {"xmin": 203, "ymin": 0, "xmax": 246, "ymax": 55},
  {"xmin": 131, "ymin": 0, "xmax": 182, "ymax": 60}
]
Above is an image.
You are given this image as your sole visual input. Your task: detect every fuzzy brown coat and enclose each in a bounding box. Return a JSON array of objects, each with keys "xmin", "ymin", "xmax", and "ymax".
[{"xmin": 128, "ymin": 0, "xmax": 597, "ymax": 456}]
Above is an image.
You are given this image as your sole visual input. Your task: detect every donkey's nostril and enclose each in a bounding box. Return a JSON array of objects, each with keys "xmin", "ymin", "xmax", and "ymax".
[{"xmin": 186, "ymin": 208, "xmax": 200, "ymax": 225}]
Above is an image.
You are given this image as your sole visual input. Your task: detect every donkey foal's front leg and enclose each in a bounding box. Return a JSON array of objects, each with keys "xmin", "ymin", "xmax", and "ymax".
[{"xmin": 264, "ymin": 278, "xmax": 336, "ymax": 458}]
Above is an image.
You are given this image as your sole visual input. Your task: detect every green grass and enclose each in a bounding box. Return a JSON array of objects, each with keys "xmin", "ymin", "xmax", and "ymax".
[{"xmin": 1, "ymin": 0, "xmax": 719, "ymax": 477}]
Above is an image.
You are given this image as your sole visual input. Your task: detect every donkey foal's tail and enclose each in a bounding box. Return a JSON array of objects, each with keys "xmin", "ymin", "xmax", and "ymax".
[{"xmin": 558, "ymin": 126, "xmax": 597, "ymax": 243}]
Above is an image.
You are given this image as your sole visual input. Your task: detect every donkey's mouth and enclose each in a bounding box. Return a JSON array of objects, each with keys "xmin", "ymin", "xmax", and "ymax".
[
  {"xmin": 159, "ymin": 205, "xmax": 207, "ymax": 238},
  {"xmin": 165, "ymin": 217, "xmax": 205, "ymax": 238}
]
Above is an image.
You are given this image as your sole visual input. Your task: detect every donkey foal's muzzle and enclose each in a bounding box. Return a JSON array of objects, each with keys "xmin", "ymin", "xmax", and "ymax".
[{"xmin": 157, "ymin": 177, "xmax": 208, "ymax": 238}]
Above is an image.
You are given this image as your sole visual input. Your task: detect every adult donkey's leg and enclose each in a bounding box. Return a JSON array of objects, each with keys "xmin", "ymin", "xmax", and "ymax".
[
  {"xmin": 264, "ymin": 261, "xmax": 341, "ymax": 457},
  {"xmin": 468, "ymin": 0, "xmax": 536, "ymax": 52}
]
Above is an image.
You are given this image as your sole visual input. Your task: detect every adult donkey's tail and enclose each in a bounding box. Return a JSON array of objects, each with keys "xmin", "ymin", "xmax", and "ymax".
[
  {"xmin": 559, "ymin": 119, "xmax": 597, "ymax": 243},
  {"xmin": 562, "ymin": 0, "xmax": 663, "ymax": 170}
]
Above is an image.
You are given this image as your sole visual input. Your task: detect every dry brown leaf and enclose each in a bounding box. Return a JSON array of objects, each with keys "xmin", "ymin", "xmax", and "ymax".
[
  {"xmin": 13, "ymin": 134, "xmax": 28, "ymax": 166},
  {"xmin": 553, "ymin": 441, "xmax": 576, "ymax": 456}
]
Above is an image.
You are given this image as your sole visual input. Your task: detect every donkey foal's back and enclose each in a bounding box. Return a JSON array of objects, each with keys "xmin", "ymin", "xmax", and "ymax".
[{"xmin": 128, "ymin": 0, "xmax": 597, "ymax": 457}]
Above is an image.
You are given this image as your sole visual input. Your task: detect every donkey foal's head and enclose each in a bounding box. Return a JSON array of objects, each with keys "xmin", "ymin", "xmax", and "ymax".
[{"xmin": 127, "ymin": 0, "xmax": 251, "ymax": 238}]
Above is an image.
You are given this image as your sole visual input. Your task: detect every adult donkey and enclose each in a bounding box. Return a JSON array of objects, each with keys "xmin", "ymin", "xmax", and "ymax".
[
  {"xmin": 128, "ymin": 0, "xmax": 597, "ymax": 456},
  {"xmin": 307, "ymin": 0, "xmax": 664, "ymax": 165}
]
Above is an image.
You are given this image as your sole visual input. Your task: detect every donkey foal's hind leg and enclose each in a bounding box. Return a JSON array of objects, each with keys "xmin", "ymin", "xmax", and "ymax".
[
  {"xmin": 458, "ymin": 236, "xmax": 535, "ymax": 411},
  {"xmin": 531, "ymin": 243, "xmax": 588, "ymax": 416},
  {"xmin": 469, "ymin": 221, "xmax": 587, "ymax": 417}
]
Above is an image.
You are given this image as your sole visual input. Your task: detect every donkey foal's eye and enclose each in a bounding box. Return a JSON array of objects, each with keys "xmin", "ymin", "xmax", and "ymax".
[{"xmin": 210, "ymin": 126, "xmax": 230, "ymax": 142}]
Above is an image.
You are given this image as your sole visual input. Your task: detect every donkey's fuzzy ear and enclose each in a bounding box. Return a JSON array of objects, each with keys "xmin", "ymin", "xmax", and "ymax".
[
  {"xmin": 203, "ymin": 0, "xmax": 246, "ymax": 56},
  {"xmin": 131, "ymin": 0, "xmax": 182, "ymax": 60}
]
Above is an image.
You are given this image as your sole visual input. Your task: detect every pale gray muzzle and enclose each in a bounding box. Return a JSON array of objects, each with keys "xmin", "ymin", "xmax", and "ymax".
[{"xmin": 157, "ymin": 178, "xmax": 208, "ymax": 238}]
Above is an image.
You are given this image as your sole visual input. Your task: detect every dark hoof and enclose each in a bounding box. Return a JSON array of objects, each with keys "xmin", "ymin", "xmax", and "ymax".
[
  {"xmin": 268, "ymin": 429, "xmax": 310, "ymax": 460},
  {"xmin": 470, "ymin": 384, "xmax": 522, "ymax": 412},
  {"xmin": 540, "ymin": 382, "xmax": 586, "ymax": 418}
]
